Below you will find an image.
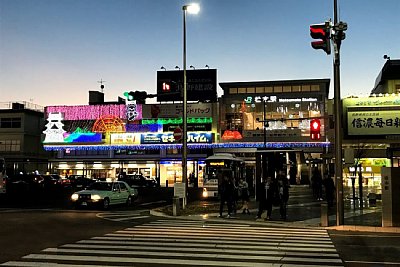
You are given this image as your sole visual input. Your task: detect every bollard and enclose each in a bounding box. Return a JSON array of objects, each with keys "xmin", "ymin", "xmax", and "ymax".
[
  {"xmin": 173, "ymin": 196, "xmax": 180, "ymax": 216},
  {"xmin": 320, "ymin": 203, "xmax": 329, "ymax": 227}
]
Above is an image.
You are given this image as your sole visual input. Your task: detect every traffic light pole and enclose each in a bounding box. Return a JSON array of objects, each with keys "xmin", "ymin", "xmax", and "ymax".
[{"xmin": 333, "ymin": 0, "xmax": 344, "ymax": 225}]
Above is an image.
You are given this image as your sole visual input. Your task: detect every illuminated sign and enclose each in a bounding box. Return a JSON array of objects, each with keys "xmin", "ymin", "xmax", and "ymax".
[
  {"xmin": 221, "ymin": 130, "xmax": 243, "ymax": 140},
  {"xmin": 141, "ymin": 132, "xmax": 212, "ymax": 144},
  {"xmin": 343, "ymin": 95, "xmax": 400, "ymax": 107},
  {"xmin": 209, "ymin": 162, "xmax": 225, "ymax": 166},
  {"xmin": 43, "ymin": 112, "xmax": 66, "ymax": 143},
  {"xmin": 126, "ymin": 124, "xmax": 162, "ymax": 133},
  {"xmin": 348, "ymin": 110, "xmax": 400, "ymax": 135},
  {"xmin": 45, "ymin": 104, "xmax": 134, "ymax": 120},
  {"xmin": 110, "ymin": 133, "xmax": 141, "ymax": 144},
  {"xmin": 142, "ymin": 103, "xmax": 213, "ymax": 119},
  {"xmin": 126, "ymin": 102, "xmax": 139, "ymax": 121},
  {"xmin": 244, "ymin": 96, "xmax": 319, "ymax": 104},
  {"xmin": 142, "ymin": 117, "xmax": 212, "ymax": 125}
]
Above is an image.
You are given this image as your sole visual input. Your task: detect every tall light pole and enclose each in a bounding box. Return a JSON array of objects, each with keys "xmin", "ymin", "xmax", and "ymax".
[{"xmin": 182, "ymin": 3, "xmax": 200, "ymax": 205}]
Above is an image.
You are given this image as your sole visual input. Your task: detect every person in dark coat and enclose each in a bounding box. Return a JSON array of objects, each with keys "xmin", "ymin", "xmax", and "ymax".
[
  {"xmin": 323, "ymin": 175, "xmax": 335, "ymax": 208},
  {"xmin": 256, "ymin": 176, "xmax": 275, "ymax": 220},
  {"xmin": 311, "ymin": 168, "xmax": 323, "ymax": 201},
  {"xmin": 276, "ymin": 170, "xmax": 290, "ymax": 220},
  {"xmin": 219, "ymin": 174, "xmax": 234, "ymax": 218}
]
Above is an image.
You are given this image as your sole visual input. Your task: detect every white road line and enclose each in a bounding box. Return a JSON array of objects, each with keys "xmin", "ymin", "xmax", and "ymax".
[
  {"xmin": 62, "ymin": 243, "xmax": 340, "ymax": 258},
  {"xmin": 84, "ymin": 238, "xmax": 338, "ymax": 252}
]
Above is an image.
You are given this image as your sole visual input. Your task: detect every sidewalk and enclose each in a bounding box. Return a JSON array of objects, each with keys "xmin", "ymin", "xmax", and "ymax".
[{"xmin": 150, "ymin": 185, "xmax": 400, "ymax": 233}]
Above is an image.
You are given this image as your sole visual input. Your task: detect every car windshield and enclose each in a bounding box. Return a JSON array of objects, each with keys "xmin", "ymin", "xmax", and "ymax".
[{"xmin": 87, "ymin": 182, "xmax": 112, "ymax": 191}]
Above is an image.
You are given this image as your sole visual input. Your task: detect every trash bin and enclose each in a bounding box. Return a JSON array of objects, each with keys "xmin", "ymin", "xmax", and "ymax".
[{"xmin": 368, "ymin": 193, "xmax": 377, "ymax": 207}]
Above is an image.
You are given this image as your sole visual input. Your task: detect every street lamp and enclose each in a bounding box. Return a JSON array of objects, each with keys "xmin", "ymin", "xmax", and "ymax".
[{"xmin": 182, "ymin": 3, "xmax": 200, "ymax": 204}]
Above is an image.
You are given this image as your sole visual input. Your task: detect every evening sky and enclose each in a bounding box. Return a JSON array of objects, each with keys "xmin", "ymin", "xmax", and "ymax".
[{"xmin": 1, "ymin": 0, "xmax": 399, "ymax": 106}]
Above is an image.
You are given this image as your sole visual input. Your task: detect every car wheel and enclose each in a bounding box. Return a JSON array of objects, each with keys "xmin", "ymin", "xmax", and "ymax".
[
  {"xmin": 126, "ymin": 196, "xmax": 132, "ymax": 207},
  {"xmin": 102, "ymin": 198, "xmax": 110, "ymax": 210}
]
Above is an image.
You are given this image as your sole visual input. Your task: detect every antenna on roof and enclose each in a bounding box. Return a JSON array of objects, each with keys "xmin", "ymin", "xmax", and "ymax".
[{"xmin": 97, "ymin": 79, "xmax": 106, "ymax": 93}]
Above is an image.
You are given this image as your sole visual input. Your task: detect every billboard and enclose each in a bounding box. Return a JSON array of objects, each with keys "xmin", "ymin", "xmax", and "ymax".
[{"xmin": 156, "ymin": 69, "xmax": 217, "ymax": 102}]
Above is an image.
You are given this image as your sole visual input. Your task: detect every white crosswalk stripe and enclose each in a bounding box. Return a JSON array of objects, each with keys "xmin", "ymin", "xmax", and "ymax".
[
  {"xmin": 95, "ymin": 210, "xmax": 150, "ymax": 222},
  {"xmin": 1, "ymin": 220, "xmax": 344, "ymax": 267}
]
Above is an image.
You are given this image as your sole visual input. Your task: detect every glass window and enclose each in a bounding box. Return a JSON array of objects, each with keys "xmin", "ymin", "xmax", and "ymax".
[
  {"xmin": 247, "ymin": 87, "xmax": 255, "ymax": 93},
  {"xmin": 274, "ymin": 86, "xmax": 283, "ymax": 92},
  {"xmin": 238, "ymin": 88, "xmax": 246, "ymax": 94},
  {"xmin": 283, "ymin": 86, "xmax": 291, "ymax": 92},
  {"xmin": 119, "ymin": 182, "xmax": 127, "ymax": 191},
  {"xmin": 311, "ymin": 85, "xmax": 320, "ymax": 91},
  {"xmin": 302, "ymin": 85, "xmax": 311, "ymax": 91},
  {"xmin": 0, "ymin": 117, "xmax": 21, "ymax": 128},
  {"xmin": 265, "ymin": 87, "xmax": 273, "ymax": 93},
  {"xmin": 292, "ymin": 85, "xmax": 301, "ymax": 92},
  {"xmin": 256, "ymin": 87, "xmax": 264, "ymax": 93},
  {"xmin": 229, "ymin": 88, "xmax": 238, "ymax": 94}
]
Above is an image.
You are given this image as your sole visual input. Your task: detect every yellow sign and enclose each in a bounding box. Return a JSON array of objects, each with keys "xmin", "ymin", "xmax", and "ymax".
[
  {"xmin": 209, "ymin": 162, "xmax": 225, "ymax": 166},
  {"xmin": 110, "ymin": 133, "xmax": 140, "ymax": 144},
  {"xmin": 348, "ymin": 110, "xmax": 400, "ymax": 135}
]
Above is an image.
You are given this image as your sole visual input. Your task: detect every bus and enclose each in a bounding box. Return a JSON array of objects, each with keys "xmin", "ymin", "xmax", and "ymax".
[
  {"xmin": 202, "ymin": 153, "xmax": 245, "ymax": 198},
  {"xmin": 0, "ymin": 158, "xmax": 6, "ymax": 194}
]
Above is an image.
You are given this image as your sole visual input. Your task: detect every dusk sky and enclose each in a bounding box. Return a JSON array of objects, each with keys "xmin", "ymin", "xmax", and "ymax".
[{"xmin": 1, "ymin": 0, "xmax": 399, "ymax": 106}]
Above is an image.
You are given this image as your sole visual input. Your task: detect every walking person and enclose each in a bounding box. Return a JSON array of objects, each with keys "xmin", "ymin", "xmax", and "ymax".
[
  {"xmin": 238, "ymin": 178, "xmax": 250, "ymax": 215},
  {"xmin": 256, "ymin": 176, "xmax": 275, "ymax": 220},
  {"xmin": 219, "ymin": 173, "xmax": 234, "ymax": 218},
  {"xmin": 277, "ymin": 170, "xmax": 290, "ymax": 220}
]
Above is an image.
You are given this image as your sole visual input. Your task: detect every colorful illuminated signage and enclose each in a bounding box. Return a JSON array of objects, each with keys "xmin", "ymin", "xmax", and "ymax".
[
  {"xmin": 210, "ymin": 162, "xmax": 225, "ymax": 166},
  {"xmin": 45, "ymin": 104, "xmax": 143, "ymax": 121},
  {"xmin": 125, "ymin": 124, "xmax": 162, "ymax": 133},
  {"xmin": 221, "ymin": 130, "xmax": 243, "ymax": 140}
]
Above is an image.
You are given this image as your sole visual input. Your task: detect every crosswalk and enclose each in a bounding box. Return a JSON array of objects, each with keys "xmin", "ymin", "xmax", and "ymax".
[
  {"xmin": 96, "ymin": 210, "xmax": 150, "ymax": 222},
  {"xmin": 1, "ymin": 220, "xmax": 344, "ymax": 267}
]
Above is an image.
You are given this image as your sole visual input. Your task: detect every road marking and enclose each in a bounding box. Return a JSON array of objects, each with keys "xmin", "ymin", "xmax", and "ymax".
[
  {"xmin": 1, "ymin": 220, "xmax": 344, "ymax": 267},
  {"xmin": 96, "ymin": 210, "xmax": 150, "ymax": 222}
]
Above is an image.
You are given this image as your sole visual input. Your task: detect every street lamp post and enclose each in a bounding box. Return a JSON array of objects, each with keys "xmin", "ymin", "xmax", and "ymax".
[{"xmin": 182, "ymin": 3, "xmax": 199, "ymax": 208}]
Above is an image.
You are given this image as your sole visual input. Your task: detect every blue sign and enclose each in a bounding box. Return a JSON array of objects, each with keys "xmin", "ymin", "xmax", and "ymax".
[{"xmin": 141, "ymin": 132, "xmax": 212, "ymax": 144}]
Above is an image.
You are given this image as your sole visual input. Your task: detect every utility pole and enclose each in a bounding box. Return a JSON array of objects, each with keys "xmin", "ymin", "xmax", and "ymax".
[{"xmin": 333, "ymin": 0, "xmax": 347, "ymax": 225}]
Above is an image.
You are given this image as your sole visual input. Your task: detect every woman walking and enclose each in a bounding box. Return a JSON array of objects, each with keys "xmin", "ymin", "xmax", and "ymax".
[{"xmin": 238, "ymin": 178, "xmax": 250, "ymax": 214}]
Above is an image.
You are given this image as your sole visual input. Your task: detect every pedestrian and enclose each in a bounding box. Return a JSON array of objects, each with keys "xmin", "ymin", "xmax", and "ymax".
[
  {"xmin": 276, "ymin": 170, "xmax": 290, "ymax": 220},
  {"xmin": 256, "ymin": 176, "xmax": 275, "ymax": 220},
  {"xmin": 323, "ymin": 175, "xmax": 335, "ymax": 208},
  {"xmin": 219, "ymin": 173, "xmax": 234, "ymax": 218},
  {"xmin": 311, "ymin": 168, "xmax": 323, "ymax": 201},
  {"xmin": 238, "ymin": 178, "xmax": 250, "ymax": 214}
]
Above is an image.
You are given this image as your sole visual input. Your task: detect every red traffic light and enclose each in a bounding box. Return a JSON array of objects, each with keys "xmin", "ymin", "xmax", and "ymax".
[
  {"xmin": 310, "ymin": 119, "xmax": 321, "ymax": 140},
  {"xmin": 310, "ymin": 23, "xmax": 331, "ymax": 55}
]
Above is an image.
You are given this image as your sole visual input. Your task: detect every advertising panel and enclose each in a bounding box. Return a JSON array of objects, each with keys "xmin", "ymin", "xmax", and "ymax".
[
  {"xmin": 142, "ymin": 103, "xmax": 213, "ymax": 118},
  {"xmin": 156, "ymin": 69, "xmax": 217, "ymax": 102},
  {"xmin": 110, "ymin": 133, "xmax": 141, "ymax": 144},
  {"xmin": 348, "ymin": 110, "xmax": 400, "ymax": 135}
]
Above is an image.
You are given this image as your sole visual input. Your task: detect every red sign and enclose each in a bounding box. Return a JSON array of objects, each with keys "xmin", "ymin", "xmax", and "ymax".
[{"xmin": 173, "ymin": 127, "xmax": 183, "ymax": 141}]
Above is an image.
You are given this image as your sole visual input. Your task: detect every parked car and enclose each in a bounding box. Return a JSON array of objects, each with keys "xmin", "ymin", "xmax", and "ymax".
[
  {"xmin": 71, "ymin": 181, "xmax": 138, "ymax": 209},
  {"xmin": 68, "ymin": 175, "xmax": 97, "ymax": 191},
  {"xmin": 119, "ymin": 174, "xmax": 157, "ymax": 188},
  {"xmin": 7, "ymin": 174, "xmax": 45, "ymax": 193}
]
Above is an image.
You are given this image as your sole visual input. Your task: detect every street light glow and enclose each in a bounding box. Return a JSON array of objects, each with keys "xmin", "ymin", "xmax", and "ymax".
[{"xmin": 184, "ymin": 3, "xmax": 200, "ymax": 14}]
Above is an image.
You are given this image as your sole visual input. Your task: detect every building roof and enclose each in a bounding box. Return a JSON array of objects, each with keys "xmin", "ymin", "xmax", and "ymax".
[
  {"xmin": 373, "ymin": 59, "xmax": 400, "ymax": 93},
  {"xmin": 219, "ymin": 78, "xmax": 330, "ymax": 96}
]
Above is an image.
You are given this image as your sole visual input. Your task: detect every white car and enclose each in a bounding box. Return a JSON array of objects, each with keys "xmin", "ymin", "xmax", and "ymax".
[{"xmin": 71, "ymin": 181, "xmax": 138, "ymax": 209}]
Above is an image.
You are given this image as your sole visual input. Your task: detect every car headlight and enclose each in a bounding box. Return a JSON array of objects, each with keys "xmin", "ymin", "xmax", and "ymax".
[
  {"xmin": 71, "ymin": 193, "xmax": 79, "ymax": 201},
  {"xmin": 91, "ymin": 194, "xmax": 101, "ymax": 201},
  {"xmin": 202, "ymin": 188, "xmax": 208, "ymax": 198}
]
